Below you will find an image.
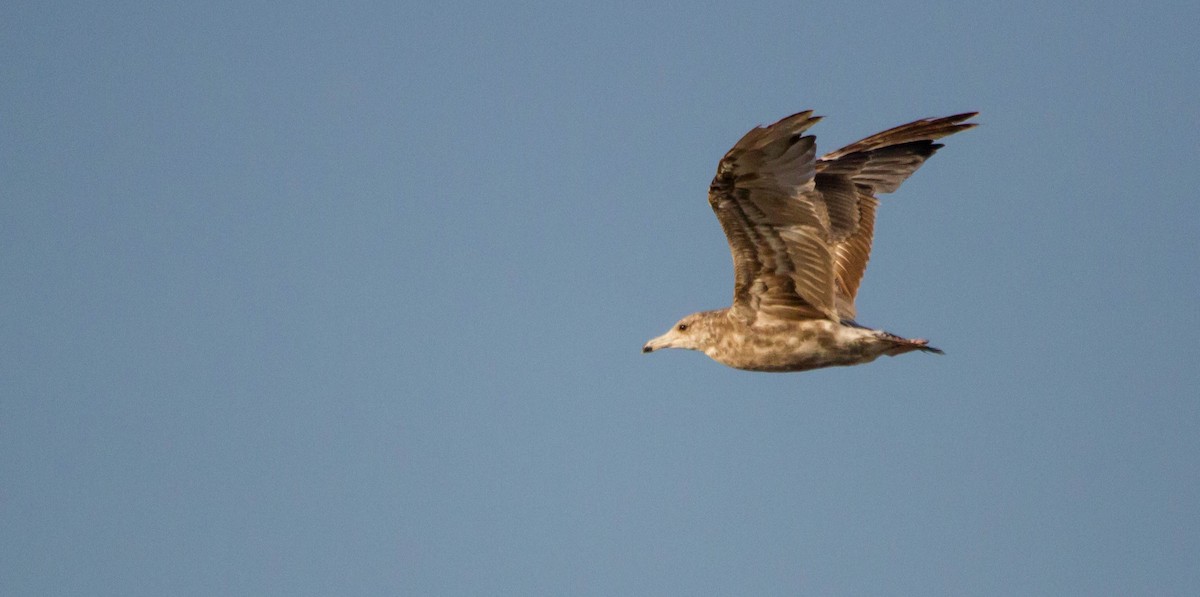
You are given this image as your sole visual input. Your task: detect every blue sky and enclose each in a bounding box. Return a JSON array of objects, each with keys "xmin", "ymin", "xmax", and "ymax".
[{"xmin": 3, "ymin": 1, "xmax": 1198, "ymax": 595}]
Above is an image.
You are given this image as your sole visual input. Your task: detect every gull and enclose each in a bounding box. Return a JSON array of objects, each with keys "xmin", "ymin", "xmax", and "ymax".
[{"xmin": 642, "ymin": 110, "xmax": 976, "ymax": 372}]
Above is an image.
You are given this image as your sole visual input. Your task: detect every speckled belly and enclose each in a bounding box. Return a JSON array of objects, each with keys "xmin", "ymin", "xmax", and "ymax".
[{"xmin": 708, "ymin": 320, "xmax": 885, "ymax": 372}]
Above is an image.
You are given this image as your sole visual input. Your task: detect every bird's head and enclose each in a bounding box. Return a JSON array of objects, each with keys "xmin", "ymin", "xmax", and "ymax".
[{"xmin": 642, "ymin": 311, "xmax": 720, "ymax": 355}]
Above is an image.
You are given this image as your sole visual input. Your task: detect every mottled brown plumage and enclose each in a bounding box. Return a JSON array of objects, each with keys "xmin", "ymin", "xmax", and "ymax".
[{"xmin": 643, "ymin": 110, "xmax": 976, "ymax": 372}]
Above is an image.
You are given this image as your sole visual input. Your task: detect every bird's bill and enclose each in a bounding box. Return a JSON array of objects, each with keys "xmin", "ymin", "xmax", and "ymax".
[{"xmin": 642, "ymin": 332, "xmax": 674, "ymax": 353}]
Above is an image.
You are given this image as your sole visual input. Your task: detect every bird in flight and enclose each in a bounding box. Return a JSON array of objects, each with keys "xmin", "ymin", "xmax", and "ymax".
[{"xmin": 642, "ymin": 110, "xmax": 977, "ymax": 372}]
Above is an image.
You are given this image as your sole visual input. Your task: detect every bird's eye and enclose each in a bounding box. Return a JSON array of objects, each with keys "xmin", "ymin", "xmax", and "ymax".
[{"xmin": 677, "ymin": 323, "xmax": 689, "ymax": 331}]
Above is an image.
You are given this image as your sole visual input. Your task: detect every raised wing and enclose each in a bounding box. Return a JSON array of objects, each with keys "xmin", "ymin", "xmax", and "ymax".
[
  {"xmin": 820, "ymin": 112, "xmax": 978, "ymax": 164},
  {"xmin": 815, "ymin": 113, "xmax": 978, "ymax": 318},
  {"xmin": 708, "ymin": 111, "xmax": 840, "ymax": 322},
  {"xmin": 708, "ymin": 111, "xmax": 978, "ymax": 323}
]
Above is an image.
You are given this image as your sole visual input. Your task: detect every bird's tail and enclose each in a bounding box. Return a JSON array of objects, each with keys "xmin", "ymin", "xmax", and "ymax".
[{"xmin": 878, "ymin": 331, "xmax": 944, "ymax": 356}]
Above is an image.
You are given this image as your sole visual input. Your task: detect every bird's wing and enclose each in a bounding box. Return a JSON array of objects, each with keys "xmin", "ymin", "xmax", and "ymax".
[
  {"xmin": 816, "ymin": 113, "xmax": 978, "ymax": 318},
  {"xmin": 819, "ymin": 112, "xmax": 978, "ymax": 166},
  {"xmin": 708, "ymin": 111, "xmax": 840, "ymax": 322}
]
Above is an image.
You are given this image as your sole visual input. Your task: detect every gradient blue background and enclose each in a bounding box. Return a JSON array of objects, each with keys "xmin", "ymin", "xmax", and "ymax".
[{"xmin": 3, "ymin": 1, "xmax": 1198, "ymax": 595}]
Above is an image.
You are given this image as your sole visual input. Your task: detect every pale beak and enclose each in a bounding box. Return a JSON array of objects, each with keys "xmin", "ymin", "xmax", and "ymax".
[{"xmin": 642, "ymin": 332, "xmax": 672, "ymax": 354}]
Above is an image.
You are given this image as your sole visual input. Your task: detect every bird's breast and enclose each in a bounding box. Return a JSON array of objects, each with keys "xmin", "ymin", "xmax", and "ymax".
[{"xmin": 710, "ymin": 320, "xmax": 883, "ymax": 372}]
